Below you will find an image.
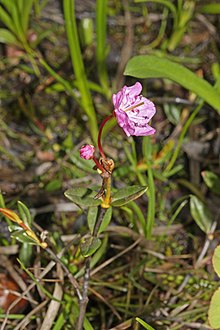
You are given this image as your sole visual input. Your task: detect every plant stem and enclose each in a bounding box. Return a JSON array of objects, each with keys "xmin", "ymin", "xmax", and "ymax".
[
  {"xmin": 93, "ymin": 207, "xmax": 107, "ymax": 237},
  {"xmin": 146, "ymin": 166, "xmax": 155, "ymax": 239},
  {"xmin": 101, "ymin": 177, "xmax": 112, "ymax": 208},
  {"xmin": 76, "ymin": 207, "xmax": 107, "ymax": 329},
  {"xmin": 98, "ymin": 115, "xmax": 113, "ymax": 158},
  {"xmin": 92, "ymin": 156, "xmax": 105, "ymax": 173}
]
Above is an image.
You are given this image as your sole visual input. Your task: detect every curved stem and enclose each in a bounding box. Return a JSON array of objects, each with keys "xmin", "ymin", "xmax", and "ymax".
[
  {"xmin": 98, "ymin": 114, "xmax": 113, "ymax": 158},
  {"xmin": 92, "ymin": 156, "xmax": 105, "ymax": 173}
]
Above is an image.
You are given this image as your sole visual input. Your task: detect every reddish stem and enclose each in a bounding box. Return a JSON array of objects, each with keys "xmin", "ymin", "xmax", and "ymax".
[
  {"xmin": 92, "ymin": 156, "xmax": 105, "ymax": 173},
  {"xmin": 97, "ymin": 114, "xmax": 114, "ymax": 159}
]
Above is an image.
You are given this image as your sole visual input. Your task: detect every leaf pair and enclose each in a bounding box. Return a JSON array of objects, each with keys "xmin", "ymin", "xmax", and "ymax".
[{"xmin": 64, "ymin": 185, "xmax": 147, "ymax": 208}]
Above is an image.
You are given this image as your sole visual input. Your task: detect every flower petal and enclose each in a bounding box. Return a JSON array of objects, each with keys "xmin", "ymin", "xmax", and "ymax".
[{"xmin": 113, "ymin": 82, "xmax": 156, "ymax": 137}]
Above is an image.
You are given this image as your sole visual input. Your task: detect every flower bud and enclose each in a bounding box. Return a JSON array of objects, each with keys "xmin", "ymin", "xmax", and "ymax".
[{"xmin": 79, "ymin": 144, "xmax": 95, "ymax": 160}]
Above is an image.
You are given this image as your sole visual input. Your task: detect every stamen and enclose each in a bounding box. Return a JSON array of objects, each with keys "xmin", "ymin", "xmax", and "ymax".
[{"xmin": 124, "ymin": 101, "xmax": 144, "ymax": 112}]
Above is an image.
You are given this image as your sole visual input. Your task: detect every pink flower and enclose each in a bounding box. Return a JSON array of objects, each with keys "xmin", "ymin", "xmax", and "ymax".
[
  {"xmin": 113, "ymin": 82, "xmax": 156, "ymax": 137},
  {"xmin": 80, "ymin": 144, "xmax": 95, "ymax": 160}
]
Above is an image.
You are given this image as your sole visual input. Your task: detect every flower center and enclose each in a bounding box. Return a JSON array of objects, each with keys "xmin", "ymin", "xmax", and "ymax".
[{"xmin": 124, "ymin": 101, "xmax": 144, "ymax": 112}]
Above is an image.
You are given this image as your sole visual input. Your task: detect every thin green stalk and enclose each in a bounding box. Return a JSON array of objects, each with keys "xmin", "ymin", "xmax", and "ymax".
[
  {"xmin": 165, "ymin": 100, "xmax": 204, "ymax": 172},
  {"xmin": 63, "ymin": 0, "xmax": 98, "ymax": 143},
  {"xmin": 96, "ymin": 0, "xmax": 110, "ymax": 98},
  {"xmin": 146, "ymin": 166, "xmax": 155, "ymax": 238},
  {"xmin": 142, "ymin": 136, "xmax": 155, "ymax": 238}
]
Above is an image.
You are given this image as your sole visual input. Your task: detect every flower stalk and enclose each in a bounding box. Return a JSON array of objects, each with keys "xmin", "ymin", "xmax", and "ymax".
[{"xmin": 97, "ymin": 114, "xmax": 113, "ymax": 159}]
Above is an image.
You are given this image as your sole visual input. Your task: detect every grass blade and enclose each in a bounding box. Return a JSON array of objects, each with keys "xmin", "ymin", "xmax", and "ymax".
[
  {"xmin": 0, "ymin": 5, "xmax": 17, "ymax": 34},
  {"xmin": 63, "ymin": 0, "xmax": 98, "ymax": 143},
  {"xmin": 96, "ymin": 0, "xmax": 110, "ymax": 97}
]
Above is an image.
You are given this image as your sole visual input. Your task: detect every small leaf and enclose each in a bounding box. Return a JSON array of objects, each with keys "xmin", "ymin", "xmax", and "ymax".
[
  {"xmin": 98, "ymin": 207, "xmax": 112, "ymax": 235},
  {"xmin": 0, "ymin": 208, "xmax": 22, "ymax": 224},
  {"xmin": 111, "ymin": 186, "xmax": 147, "ymax": 207},
  {"xmin": 18, "ymin": 201, "xmax": 32, "ymax": 226},
  {"xmin": 80, "ymin": 236, "xmax": 101, "ymax": 257},
  {"xmin": 208, "ymin": 288, "xmax": 220, "ymax": 329},
  {"xmin": 64, "ymin": 188, "xmax": 101, "ymax": 207},
  {"xmin": 213, "ymin": 245, "xmax": 220, "ymax": 278},
  {"xmin": 124, "ymin": 55, "xmax": 220, "ymax": 112},
  {"xmin": 135, "ymin": 317, "xmax": 155, "ymax": 330},
  {"xmin": 87, "ymin": 207, "xmax": 98, "ymax": 233},
  {"xmin": 202, "ymin": 171, "xmax": 220, "ymax": 195},
  {"xmin": 10, "ymin": 230, "xmax": 38, "ymax": 245},
  {"xmin": 189, "ymin": 195, "xmax": 213, "ymax": 234}
]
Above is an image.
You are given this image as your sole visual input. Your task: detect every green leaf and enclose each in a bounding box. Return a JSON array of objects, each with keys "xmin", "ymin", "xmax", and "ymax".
[
  {"xmin": 124, "ymin": 55, "xmax": 220, "ymax": 112},
  {"xmin": 80, "ymin": 235, "xmax": 101, "ymax": 257},
  {"xmin": 98, "ymin": 206, "xmax": 112, "ymax": 235},
  {"xmin": 0, "ymin": 6, "xmax": 17, "ymax": 34},
  {"xmin": 111, "ymin": 185, "xmax": 147, "ymax": 207},
  {"xmin": 202, "ymin": 171, "xmax": 220, "ymax": 195},
  {"xmin": 208, "ymin": 288, "xmax": 220, "ymax": 329},
  {"xmin": 135, "ymin": 317, "xmax": 155, "ymax": 330},
  {"xmin": 189, "ymin": 195, "xmax": 213, "ymax": 234},
  {"xmin": 65, "ymin": 188, "xmax": 101, "ymax": 207},
  {"xmin": 75, "ymin": 235, "xmax": 108, "ymax": 279},
  {"xmin": 199, "ymin": 4, "xmax": 220, "ymax": 14},
  {"xmin": 17, "ymin": 201, "xmax": 31, "ymax": 226},
  {"xmin": 21, "ymin": 0, "xmax": 33, "ymax": 33},
  {"xmin": 19, "ymin": 242, "xmax": 33, "ymax": 266},
  {"xmin": 9, "ymin": 228, "xmax": 38, "ymax": 245},
  {"xmin": 0, "ymin": 28, "xmax": 20, "ymax": 46},
  {"xmin": 212, "ymin": 245, "xmax": 220, "ymax": 278},
  {"xmin": 63, "ymin": 0, "xmax": 98, "ymax": 143},
  {"xmin": 87, "ymin": 207, "xmax": 98, "ymax": 233}
]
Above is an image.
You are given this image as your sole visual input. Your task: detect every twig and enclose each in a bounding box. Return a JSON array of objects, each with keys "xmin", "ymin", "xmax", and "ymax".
[
  {"xmin": 46, "ymin": 247, "xmax": 82, "ymax": 301},
  {"xmin": 76, "ymin": 207, "xmax": 108, "ymax": 330},
  {"xmin": 76, "ymin": 257, "xmax": 91, "ymax": 330}
]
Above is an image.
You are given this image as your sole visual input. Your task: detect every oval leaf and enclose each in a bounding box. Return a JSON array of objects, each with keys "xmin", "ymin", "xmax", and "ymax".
[
  {"xmin": 80, "ymin": 236, "xmax": 101, "ymax": 257},
  {"xmin": 124, "ymin": 55, "xmax": 220, "ymax": 112},
  {"xmin": 208, "ymin": 288, "xmax": 220, "ymax": 329},
  {"xmin": 64, "ymin": 188, "xmax": 101, "ymax": 207},
  {"xmin": 202, "ymin": 171, "xmax": 220, "ymax": 195},
  {"xmin": 87, "ymin": 206, "xmax": 98, "ymax": 233},
  {"xmin": 18, "ymin": 201, "xmax": 32, "ymax": 226},
  {"xmin": 98, "ymin": 207, "xmax": 112, "ymax": 235},
  {"xmin": 189, "ymin": 195, "xmax": 213, "ymax": 234},
  {"xmin": 111, "ymin": 186, "xmax": 147, "ymax": 207},
  {"xmin": 213, "ymin": 245, "xmax": 220, "ymax": 278}
]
